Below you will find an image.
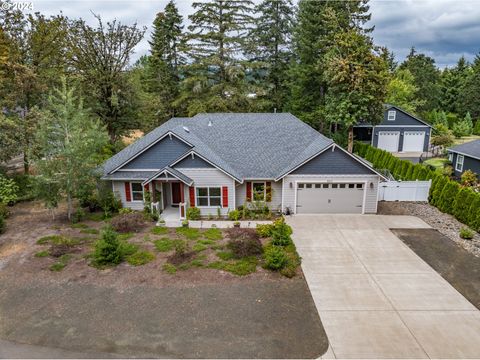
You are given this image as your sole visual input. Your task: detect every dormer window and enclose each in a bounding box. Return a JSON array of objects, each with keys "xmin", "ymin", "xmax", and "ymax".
[{"xmin": 388, "ymin": 110, "xmax": 396, "ymax": 121}]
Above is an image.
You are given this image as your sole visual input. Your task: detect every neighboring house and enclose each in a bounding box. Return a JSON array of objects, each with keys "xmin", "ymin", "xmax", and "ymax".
[
  {"xmin": 354, "ymin": 105, "xmax": 432, "ymax": 153},
  {"xmin": 101, "ymin": 113, "xmax": 385, "ymax": 218},
  {"xmin": 447, "ymin": 140, "xmax": 480, "ymax": 178}
]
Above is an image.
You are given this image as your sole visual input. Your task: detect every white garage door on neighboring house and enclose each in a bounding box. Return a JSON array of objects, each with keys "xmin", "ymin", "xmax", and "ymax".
[
  {"xmin": 377, "ymin": 131, "xmax": 400, "ymax": 152},
  {"xmin": 296, "ymin": 182, "xmax": 364, "ymax": 214},
  {"xmin": 402, "ymin": 131, "xmax": 425, "ymax": 152}
]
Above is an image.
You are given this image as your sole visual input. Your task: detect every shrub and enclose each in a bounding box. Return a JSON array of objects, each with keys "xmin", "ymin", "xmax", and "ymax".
[
  {"xmin": 72, "ymin": 208, "xmax": 86, "ymax": 223},
  {"xmin": 186, "ymin": 207, "xmax": 201, "ymax": 220},
  {"xmin": 271, "ymin": 220, "xmax": 293, "ymax": 246},
  {"xmin": 430, "ymin": 176, "xmax": 447, "ymax": 206},
  {"xmin": 467, "ymin": 195, "xmax": 480, "ymax": 232},
  {"xmin": 110, "ymin": 212, "xmax": 145, "ymax": 233},
  {"xmin": 98, "ymin": 187, "xmax": 122, "ymax": 217},
  {"xmin": 127, "ymin": 251, "xmax": 155, "ymax": 266},
  {"xmin": 119, "ymin": 207, "xmax": 134, "ymax": 214},
  {"xmin": 91, "ymin": 227, "xmax": 123, "ymax": 266},
  {"xmin": 459, "ymin": 227, "xmax": 474, "ymax": 240},
  {"xmin": 256, "ymin": 223, "xmax": 274, "ymax": 238},
  {"xmin": 437, "ymin": 181, "xmax": 459, "ymax": 213},
  {"xmin": 0, "ymin": 216, "xmax": 4, "ymax": 234},
  {"xmin": 461, "ymin": 170, "xmax": 478, "ymax": 187},
  {"xmin": 0, "ymin": 175, "xmax": 19, "ymax": 205},
  {"xmin": 264, "ymin": 246, "xmax": 288, "ymax": 270},
  {"xmin": 452, "ymin": 120, "xmax": 471, "ymax": 138},
  {"xmin": 228, "ymin": 209, "xmax": 240, "ymax": 221},
  {"xmin": 227, "ymin": 236, "xmax": 263, "ymax": 258},
  {"xmin": 226, "ymin": 227, "xmax": 256, "ymax": 240},
  {"xmin": 0, "ymin": 203, "xmax": 10, "ymax": 218},
  {"xmin": 453, "ymin": 188, "xmax": 475, "ymax": 224}
]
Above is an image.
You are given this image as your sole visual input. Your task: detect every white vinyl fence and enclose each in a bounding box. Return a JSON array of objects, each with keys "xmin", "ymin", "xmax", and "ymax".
[{"xmin": 378, "ymin": 180, "xmax": 432, "ymax": 202}]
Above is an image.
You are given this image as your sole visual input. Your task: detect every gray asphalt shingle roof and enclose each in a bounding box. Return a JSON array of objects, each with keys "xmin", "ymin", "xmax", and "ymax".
[
  {"xmin": 102, "ymin": 113, "xmax": 334, "ymax": 181},
  {"xmin": 102, "ymin": 171, "xmax": 158, "ymax": 180},
  {"xmin": 448, "ymin": 139, "xmax": 480, "ymax": 159}
]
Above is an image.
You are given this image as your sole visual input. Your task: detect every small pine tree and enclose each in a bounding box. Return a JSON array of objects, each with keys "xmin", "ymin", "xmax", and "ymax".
[
  {"xmin": 453, "ymin": 188, "xmax": 474, "ymax": 224},
  {"xmin": 437, "ymin": 181, "xmax": 459, "ymax": 214},
  {"xmin": 464, "ymin": 112, "xmax": 473, "ymax": 129},
  {"xmin": 399, "ymin": 162, "xmax": 409, "ymax": 179},
  {"xmin": 405, "ymin": 164, "xmax": 414, "ymax": 180},
  {"xmin": 411, "ymin": 164, "xmax": 422, "ymax": 180},
  {"xmin": 467, "ymin": 194, "xmax": 480, "ymax": 232},
  {"xmin": 430, "ymin": 176, "xmax": 447, "ymax": 206},
  {"xmin": 417, "ymin": 167, "xmax": 429, "ymax": 180},
  {"xmin": 473, "ymin": 120, "xmax": 480, "ymax": 136}
]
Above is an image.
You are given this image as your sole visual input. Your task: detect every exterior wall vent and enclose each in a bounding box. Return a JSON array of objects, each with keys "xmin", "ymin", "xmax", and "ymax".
[{"xmin": 183, "ymin": 126, "xmax": 190, "ymax": 133}]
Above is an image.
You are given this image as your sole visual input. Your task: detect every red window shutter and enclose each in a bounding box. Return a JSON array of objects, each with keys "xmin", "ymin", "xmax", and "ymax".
[
  {"xmin": 222, "ymin": 186, "xmax": 228, "ymax": 207},
  {"xmin": 144, "ymin": 183, "xmax": 149, "ymax": 191},
  {"xmin": 124, "ymin": 182, "xmax": 131, "ymax": 202},
  {"xmin": 180, "ymin": 183, "xmax": 184, "ymax": 203},
  {"xmin": 266, "ymin": 181, "xmax": 272, "ymax": 202},
  {"xmin": 246, "ymin": 181, "xmax": 252, "ymax": 201},
  {"xmin": 189, "ymin": 187, "xmax": 195, "ymax": 207}
]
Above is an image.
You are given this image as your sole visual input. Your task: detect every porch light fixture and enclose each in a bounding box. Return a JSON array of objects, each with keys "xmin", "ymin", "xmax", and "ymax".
[
  {"xmin": 289, "ymin": 182, "xmax": 293, "ymax": 188},
  {"xmin": 369, "ymin": 182, "xmax": 374, "ymax": 189}
]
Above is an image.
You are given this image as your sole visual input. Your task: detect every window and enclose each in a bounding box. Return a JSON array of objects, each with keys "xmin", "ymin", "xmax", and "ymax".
[
  {"xmin": 332, "ymin": 184, "xmax": 338, "ymax": 189},
  {"xmin": 348, "ymin": 184, "xmax": 355, "ymax": 189},
  {"xmin": 456, "ymin": 155, "xmax": 464, "ymax": 172},
  {"xmin": 388, "ymin": 110, "xmax": 396, "ymax": 121},
  {"xmin": 298, "ymin": 183, "xmax": 304, "ymax": 189},
  {"xmin": 253, "ymin": 182, "xmax": 266, "ymax": 201},
  {"xmin": 196, "ymin": 187, "xmax": 222, "ymax": 207},
  {"xmin": 322, "ymin": 184, "xmax": 329, "ymax": 188},
  {"xmin": 339, "ymin": 184, "xmax": 346, "ymax": 188},
  {"xmin": 131, "ymin": 182, "xmax": 144, "ymax": 201},
  {"xmin": 356, "ymin": 184, "xmax": 364, "ymax": 189},
  {"xmin": 306, "ymin": 183, "xmax": 312, "ymax": 189},
  {"xmin": 315, "ymin": 184, "xmax": 321, "ymax": 188}
]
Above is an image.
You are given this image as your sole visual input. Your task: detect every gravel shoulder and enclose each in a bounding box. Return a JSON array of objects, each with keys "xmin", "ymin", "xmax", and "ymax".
[
  {"xmin": 378, "ymin": 201, "xmax": 480, "ymax": 257},
  {"xmin": 392, "ymin": 228, "xmax": 480, "ymax": 310}
]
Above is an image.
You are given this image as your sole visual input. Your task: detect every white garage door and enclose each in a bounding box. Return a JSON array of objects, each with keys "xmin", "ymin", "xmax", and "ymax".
[
  {"xmin": 296, "ymin": 183, "xmax": 364, "ymax": 214},
  {"xmin": 377, "ymin": 131, "xmax": 400, "ymax": 152},
  {"xmin": 402, "ymin": 131, "xmax": 425, "ymax": 152}
]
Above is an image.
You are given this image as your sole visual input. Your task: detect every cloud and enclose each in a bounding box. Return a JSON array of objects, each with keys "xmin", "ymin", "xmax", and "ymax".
[{"xmin": 27, "ymin": 0, "xmax": 480, "ymax": 67}]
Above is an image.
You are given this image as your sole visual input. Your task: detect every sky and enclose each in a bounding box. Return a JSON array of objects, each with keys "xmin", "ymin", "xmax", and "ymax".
[{"xmin": 18, "ymin": 0, "xmax": 480, "ymax": 68}]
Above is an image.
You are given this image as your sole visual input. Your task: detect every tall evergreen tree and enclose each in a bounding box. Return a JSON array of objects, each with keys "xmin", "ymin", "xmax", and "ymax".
[
  {"xmin": 178, "ymin": 0, "xmax": 255, "ymax": 114},
  {"xmin": 286, "ymin": 0, "xmax": 373, "ymax": 130},
  {"xmin": 246, "ymin": 0, "xmax": 294, "ymax": 110},
  {"xmin": 440, "ymin": 56, "xmax": 470, "ymax": 115},
  {"xmin": 145, "ymin": 1, "xmax": 185, "ymax": 126},
  {"xmin": 399, "ymin": 47, "xmax": 441, "ymax": 114},
  {"xmin": 459, "ymin": 53, "xmax": 480, "ymax": 119}
]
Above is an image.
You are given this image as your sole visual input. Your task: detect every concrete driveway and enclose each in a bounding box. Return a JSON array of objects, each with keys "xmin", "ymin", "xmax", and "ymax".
[{"xmin": 286, "ymin": 214, "xmax": 480, "ymax": 359}]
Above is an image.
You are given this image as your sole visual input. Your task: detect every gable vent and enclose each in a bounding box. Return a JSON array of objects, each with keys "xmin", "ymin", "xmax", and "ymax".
[{"xmin": 183, "ymin": 126, "xmax": 190, "ymax": 133}]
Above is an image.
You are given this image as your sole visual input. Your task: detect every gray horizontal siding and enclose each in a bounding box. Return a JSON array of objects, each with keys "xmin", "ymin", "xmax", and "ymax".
[
  {"xmin": 292, "ymin": 147, "xmax": 375, "ymax": 175},
  {"xmin": 112, "ymin": 180, "xmax": 145, "ymax": 210},
  {"xmin": 450, "ymin": 152, "xmax": 480, "ymax": 178},
  {"xmin": 121, "ymin": 136, "xmax": 190, "ymax": 170},
  {"xmin": 381, "ymin": 108, "xmax": 427, "ymax": 126},
  {"xmin": 174, "ymin": 154, "xmax": 214, "ymax": 168},
  {"xmin": 282, "ymin": 175, "xmax": 379, "ymax": 214},
  {"xmin": 373, "ymin": 126, "xmax": 431, "ymax": 152}
]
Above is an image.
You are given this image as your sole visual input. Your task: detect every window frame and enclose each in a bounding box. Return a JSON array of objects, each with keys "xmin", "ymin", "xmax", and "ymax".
[
  {"xmin": 387, "ymin": 110, "xmax": 396, "ymax": 121},
  {"xmin": 448, "ymin": 153, "xmax": 453, "ymax": 162},
  {"xmin": 130, "ymin": 182, "xmax": 144, "ymax": 202},
  {"xmin": 455, "ymin": 154, "xmax": 464, "ymax": 172},
  {"xmin": 195, "ymin": 186, "xmax": 222, "ymax": 207},
  {"xmin": 252, "ymin": 181, "xmax": 266, "ymax": 201}
]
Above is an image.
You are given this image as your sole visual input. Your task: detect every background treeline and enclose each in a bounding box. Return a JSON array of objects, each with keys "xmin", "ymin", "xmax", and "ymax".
[{"xmin": 355, "ymin": 142, "xmax": 480, "ymax": 232}]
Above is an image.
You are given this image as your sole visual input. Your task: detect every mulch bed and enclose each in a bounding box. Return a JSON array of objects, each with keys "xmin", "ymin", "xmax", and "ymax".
[{"xmin": 392, "ymin": 228, "xmax": 480, "ymax": 309}]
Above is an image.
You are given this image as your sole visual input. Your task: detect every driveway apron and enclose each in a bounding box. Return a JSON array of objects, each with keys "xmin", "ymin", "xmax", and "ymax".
[{"xmin": 286, "ymin": 214, "xmax": 480, "ymax": 359}]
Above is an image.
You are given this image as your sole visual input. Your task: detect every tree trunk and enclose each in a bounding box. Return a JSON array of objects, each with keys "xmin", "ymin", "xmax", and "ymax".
[{"xmin": 347, "ymin": 126, "xmax": 354, "ymax": 153}]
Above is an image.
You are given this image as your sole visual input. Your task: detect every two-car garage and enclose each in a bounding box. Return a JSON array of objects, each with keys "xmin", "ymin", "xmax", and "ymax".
[
  {"xmin": 295, "ymin": 182, "xmax": 365, "ymax": 214},
  {"xmin": 377, "ymin": 130, "xmax": 426, "ymax": 152}
]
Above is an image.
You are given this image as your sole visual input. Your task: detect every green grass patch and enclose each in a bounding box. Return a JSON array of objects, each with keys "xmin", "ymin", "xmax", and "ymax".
[
  {"xmin": 203, "ymin": 228, "xmax": 222, "ymax": 241},
  {"xmin": 176, "ymin": 227, "xmax": 201, "ymax": 240},
  {"xmin": 127, "ymin": 251, "xmax": 155, "ymax": 266},
  {"xmin": 193, "ymin": 243, "xmax": 208, "ymax": 252},
  {"xmin": 36, "ymin": 235, "xmax": 79, "ymax": 246},
  {"xmin": 80, "ymin": 228, "xmax": 99, "ymax": 235},
  {"xmin": 151, "ymin": 226, "xmax": 169, "ymax": 235},
  {"xmin": 118, "ymin": 233, "xmax": 134, "ymax": 241},
  {"xmin": 71, "ymin": 223, "xmax": 89, "ymax": 229},
  {"xmin": 162, "ymin": 263, "xmax": 177, "ymax": 274},
  {"xmin": 197, "ymin": 239, "xmax": 215, "ymax": 245},
  {"xmin": 216, "ymin": 251, "xmax": 234, "ymax": 261},
  {"xmin": 154, "ymin": 237, "xmax": 176, "ymax": 252},
  {"xmin": 453, "ymin": 135, "xmax": 480, "ymax": 146},
  {"xmin": 34, "ymin": 250, "xmax": 49, "ymax": 258},
  {"xmin": 423, "ymin": 157, "xmax": 449, "ymax": 169},
  {"xmin": 120, "ymin": 242, "xmax": 138, "ymax": 257},
  {"xmin": 49, "ymin": 254, "xmax": 73, "ymax": 272},
  {"xmin": 85, "ymin": 212, "xmax": 104, "ymax": 222},
  {"xmin": 207, "ymin": 256, "xmax": 258, "ymax": 276},
  {"xmin": 211, "ymin": 244, "xmax": 225, "ymax": 250}
]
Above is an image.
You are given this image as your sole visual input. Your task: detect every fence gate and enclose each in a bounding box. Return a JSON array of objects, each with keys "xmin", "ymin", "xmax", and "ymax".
[{"xmin": 378, "ymin": 180, "xmax": 432, "ymax": 202}]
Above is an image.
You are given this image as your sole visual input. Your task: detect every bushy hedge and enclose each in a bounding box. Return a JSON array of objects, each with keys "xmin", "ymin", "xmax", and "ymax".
[{"xmin": 354, "ymin": 142, "xmax": 480, "ymax": 232}]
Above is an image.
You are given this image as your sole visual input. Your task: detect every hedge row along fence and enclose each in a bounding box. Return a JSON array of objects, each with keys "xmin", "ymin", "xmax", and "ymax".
[{"xmin": 354, "ymin": 142, "xmax": 480, "ymax": 232}]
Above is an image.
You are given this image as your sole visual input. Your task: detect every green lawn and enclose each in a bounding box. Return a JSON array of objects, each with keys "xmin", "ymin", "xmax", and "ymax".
[
  {"xmin": 423, "ymin": 157, "xmax": 449, "ymax": 169},
  {"xmin": 453, "ymin": 135, "xmax": 480, "ymax": 146}
]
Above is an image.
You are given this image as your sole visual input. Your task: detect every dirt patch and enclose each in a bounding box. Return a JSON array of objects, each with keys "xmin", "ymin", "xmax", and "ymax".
[
  {"xmin": 392, "ymin": 228, "xmax": 480, "ymax": 309},
  {"xmin": 379, "ymin": 201, "xmax": 480, "ymax": 257}
]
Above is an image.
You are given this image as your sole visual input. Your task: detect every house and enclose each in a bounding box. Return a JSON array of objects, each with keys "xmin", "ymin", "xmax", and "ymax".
[
  {"xmin": 448, "ymin": 139, "xmax": 480, "ymax": 178},
  {"xmin": 354, "ymin": 105, "xmax": 432, "ymax": 153},
  {"xmin": 101, "ymin": 113, "xmax": 385, "ymax": 218}
]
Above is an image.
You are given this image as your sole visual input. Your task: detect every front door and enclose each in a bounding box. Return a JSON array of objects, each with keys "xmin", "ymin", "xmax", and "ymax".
[{"xmin": 171, "ymin": 182, "xmax": 181, "ymax": 205}]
